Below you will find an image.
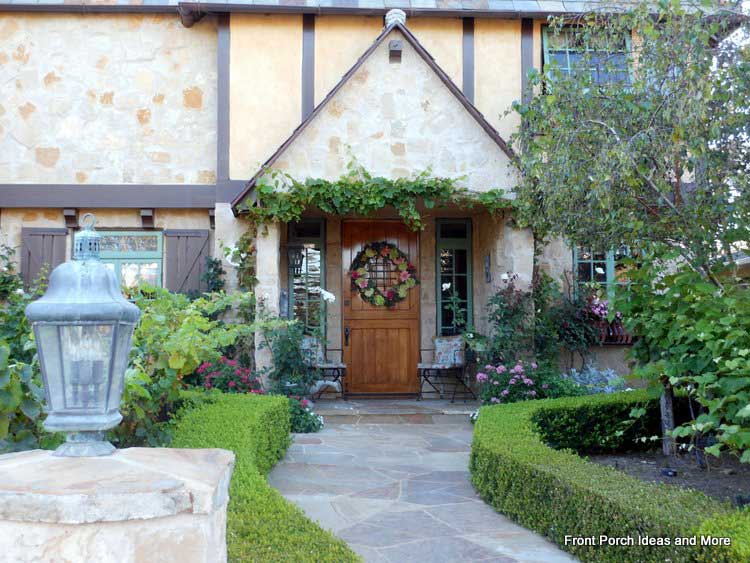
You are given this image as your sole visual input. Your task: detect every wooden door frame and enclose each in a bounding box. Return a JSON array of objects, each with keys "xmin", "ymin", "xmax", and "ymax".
[{"xmin": 341, "ymin": 218, "xmax": 421, "ymax": 396}]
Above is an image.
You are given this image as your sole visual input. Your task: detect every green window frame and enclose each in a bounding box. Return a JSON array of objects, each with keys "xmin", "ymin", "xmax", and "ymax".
[
  {"xmin": 287, "ymin": 219, "xmax": 326, "ymax": 336},
  {"xmin": 436, "ymin": 219, "xmax": 473, "ymax": 336},
  {"xmin": 573, "ymin": 246, "xmax": 632, "ymax": 296},
  {"xmin": 97, "ymin": 231, "xmax": 164, "ymax": 288},
  {"xmin": 542, "ymin": 26, "xmax": 631, "ymax": 84}
]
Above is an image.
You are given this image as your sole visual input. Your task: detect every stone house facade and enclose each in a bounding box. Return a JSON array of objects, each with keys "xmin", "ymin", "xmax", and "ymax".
[{"xmin": 0, "ymin": 1, "xmax": 630, "ymax": 393}]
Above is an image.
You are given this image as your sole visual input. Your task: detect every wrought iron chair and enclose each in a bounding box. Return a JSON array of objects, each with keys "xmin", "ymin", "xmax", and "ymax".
[
  {"xmin": 417, "ymin": 335, "xmax": 476, "ymax": 402},
  {"xmin": 301, "ymin": 336, "xmax": 347, "ymax": 400}
]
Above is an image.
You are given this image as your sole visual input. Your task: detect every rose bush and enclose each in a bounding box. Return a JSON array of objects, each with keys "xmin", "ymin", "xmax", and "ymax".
[{"xmin": 197, "ymin": 356, "xmax": 263, "ymax": 395}]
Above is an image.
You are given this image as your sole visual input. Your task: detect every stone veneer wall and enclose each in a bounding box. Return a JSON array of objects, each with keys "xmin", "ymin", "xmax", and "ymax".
[
  {"xmin": 269, "ymin": 28, "xmax": 516, "ymax": 193},
  {"xmin": 0, "ymin": 14, "xmax": 217, "ymax": 184}
]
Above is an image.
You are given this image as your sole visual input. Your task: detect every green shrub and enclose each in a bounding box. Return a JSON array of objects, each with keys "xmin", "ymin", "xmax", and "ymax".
[
  {"xmin": 172, "ymin": 392, "xmax": 358, "ymax": 562},
  {"xmin": 530, "ymin": 391, "xmax": 661, "ymax": 453},
  {"xmin": 288, "ymin": 396, "xmax": 324, "ymax": 433},
  {"xmin": 470, "ymin": 391, "xmax": 750, "ymax": 562}
]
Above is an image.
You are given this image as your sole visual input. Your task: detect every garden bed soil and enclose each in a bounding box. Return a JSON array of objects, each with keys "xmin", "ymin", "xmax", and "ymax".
[{"xmin": 588, "ymin": 451, "xmax": 750, "ymax": 505}]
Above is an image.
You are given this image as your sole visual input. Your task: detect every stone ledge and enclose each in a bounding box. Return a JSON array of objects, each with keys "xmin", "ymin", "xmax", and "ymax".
[{"xmin": 0, "ymin": 447, "xmax": 235, "ymax": 525}]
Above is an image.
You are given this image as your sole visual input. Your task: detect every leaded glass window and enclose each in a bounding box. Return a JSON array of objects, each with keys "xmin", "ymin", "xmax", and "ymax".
[
  {"xmin": 98, "ymin": 231, "xmax": 163, "ymax": 288},
  {"xmin": 287, "ymin": 219, "xmax": 325, "ymax": 335},
  {"xmin": 436, "ymin": 219, "xmax": 472, "ymax": 336},
  {"xmin": 574, "ymin": 246, "xmax": 635, "ymax": 294}
]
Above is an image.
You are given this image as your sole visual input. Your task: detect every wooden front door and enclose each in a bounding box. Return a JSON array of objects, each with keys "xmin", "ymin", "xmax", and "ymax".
[{"xmin": 342, "ymin": 220, "xmax": 420, "ymax": 395}]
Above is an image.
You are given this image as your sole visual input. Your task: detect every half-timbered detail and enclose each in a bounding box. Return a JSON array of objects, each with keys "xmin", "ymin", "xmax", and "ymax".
[{"xmin": 0, "ymin": 2, "xmax": 634, "ymax": 394}]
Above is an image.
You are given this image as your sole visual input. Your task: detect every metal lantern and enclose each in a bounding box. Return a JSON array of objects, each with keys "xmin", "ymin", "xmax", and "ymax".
[
  {"xmin": 25, "ymin": 214, "xmax": 140, "ymax": 457},
  {"xmin": 287, "ymin": 245, "xmax": 305, "ymax": 277}
]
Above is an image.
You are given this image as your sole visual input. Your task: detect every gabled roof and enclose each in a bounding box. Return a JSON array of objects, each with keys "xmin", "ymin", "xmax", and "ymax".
[{"xmin": 231, "ymin": 20, "xmax": 517, "ymax": 211}]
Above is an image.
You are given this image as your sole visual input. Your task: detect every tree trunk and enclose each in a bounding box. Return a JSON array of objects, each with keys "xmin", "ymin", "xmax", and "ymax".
[{"xmin": 660, "ymin": 381, "xmax": 676, "ymax": 457}]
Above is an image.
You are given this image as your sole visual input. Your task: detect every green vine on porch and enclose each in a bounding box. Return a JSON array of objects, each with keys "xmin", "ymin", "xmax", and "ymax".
[{"xmin": 237, "ymin": 166, "xmax": 512, "ymax": 231}]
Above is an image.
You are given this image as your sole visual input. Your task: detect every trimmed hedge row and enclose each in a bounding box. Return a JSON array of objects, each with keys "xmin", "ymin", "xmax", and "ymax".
[
  {"xmin": 172, "ymin": 392, "xmax": 359, "ymax": 562},
  {"xmin": 470, "ymin": 390, "xmax": 750, "ymax": 562}
]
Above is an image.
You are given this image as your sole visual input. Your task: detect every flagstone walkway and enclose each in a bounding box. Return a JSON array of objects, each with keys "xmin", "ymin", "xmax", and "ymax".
[{"xmin": 268, "ymin": 409, "xmax": 575, "ymax": 562}]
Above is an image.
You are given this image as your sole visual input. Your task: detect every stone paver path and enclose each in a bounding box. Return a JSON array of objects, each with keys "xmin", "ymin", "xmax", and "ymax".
[{"xmin": 268, "ymin": 413, "xmax": 575, "ymax": 562}]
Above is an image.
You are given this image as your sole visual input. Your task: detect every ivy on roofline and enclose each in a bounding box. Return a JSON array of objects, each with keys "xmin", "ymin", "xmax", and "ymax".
[{"xmin": 236, "ymin": 166, "xmax": 513, "ymax": 231}]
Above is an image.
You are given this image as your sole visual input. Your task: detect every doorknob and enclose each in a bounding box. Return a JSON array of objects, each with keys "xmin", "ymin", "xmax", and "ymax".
[{"xmin": 344, "ymin": 327, "xmax": 350, "ymax": 346}]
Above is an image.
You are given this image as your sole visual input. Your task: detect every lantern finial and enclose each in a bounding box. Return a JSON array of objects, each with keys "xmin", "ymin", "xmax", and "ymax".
[{"xmin": 74, "ymin": 213, "xmax": 101, "ymax": 261}]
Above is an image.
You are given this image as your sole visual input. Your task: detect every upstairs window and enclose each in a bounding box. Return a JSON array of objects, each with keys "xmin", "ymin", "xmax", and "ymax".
[
  {"xmin": 99, "ymin": 231, "xmax": 163, "ymax": 288},
  {"xmin": 437, "ymin": 219, "xmax": 473, "ymax": 336},
  {"xmin": 543, "ymin": 26, "xmax": 630, "ymax": 85},
  {"xmin": 287, "ymin": 219, "xmax": 325, "ymax": 335}
]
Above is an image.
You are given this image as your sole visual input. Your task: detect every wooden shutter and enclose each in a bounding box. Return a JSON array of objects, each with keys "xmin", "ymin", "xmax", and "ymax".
[
  {"xmin": 20, "ymin": 228, "xmax": 68, "ymax": 288},
  {"xmin": 164, "ymin": 230, "xmax": 210, "ymax": 294}
]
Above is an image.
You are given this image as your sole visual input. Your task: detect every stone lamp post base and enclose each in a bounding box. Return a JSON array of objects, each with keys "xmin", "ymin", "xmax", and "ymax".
[{"xmin": 0, "ymin": 448, "xmax": 235, "ymax": 563}]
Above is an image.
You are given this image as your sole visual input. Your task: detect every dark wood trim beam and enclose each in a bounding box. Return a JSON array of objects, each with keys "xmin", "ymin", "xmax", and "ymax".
[
  {"xmin": 302, "ymin": 14, "xmax": 316, "ymax": 120},
  {"xmin": 217, "ymin": 14, "xmax": 231, "ymax": 186},
  {"xmin": 462, "ymin": 17, "xmax": 475, "ymax": 104},
  {"xmin": 521, "ymin": 18, "xmax": 534, "ymax": 105},
  {"xmin": 0, "ymin": 185, "xmax": 216, "ymax": 209}
]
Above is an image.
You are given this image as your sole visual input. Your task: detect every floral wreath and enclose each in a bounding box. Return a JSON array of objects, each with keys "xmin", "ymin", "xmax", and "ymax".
[{"xmin": 349, "ymin": 241, "xmax": 419, "ymax": 307}]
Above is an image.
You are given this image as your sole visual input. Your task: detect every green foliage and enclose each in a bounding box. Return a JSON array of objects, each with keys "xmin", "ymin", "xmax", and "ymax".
[
  {"xmin": 618, "ymin": 259, "xmax": 750, "ymax": 461},
  {"xmin": 511, "ymin": 3, "xmax": 749, "ymax": 279},
  {"xmin": 112, "ymin": 285, "xmax": 249, "ymax": 447},
  {"xmin": 531, "ymin": 391, "xmax": 661, "ymax": 453},
  {"xmin": 202, "ymin": 255, "xmax": 226, "ymax": 293},
  {"xmin": 172, "ymin": 392, "xmax": 358, "ymax": 562},
  {"xmin": 470, "ymin": 391, "xmax": 750, "ymax": 562},
  {"xmin": 195, "ymin": 356, "xmax": 264, "ymax": 394},
  {"xmin": 287, "ymin": 396, "xmax": 324, "ymax": 433},
  {"xmin": 259, "ymin": 320, "xmax": 318, "ymax": 395},
  {"xmin": 483, "ymin": 273, "xmax": 598, "ymax": 366},
  {"xmin": 239, "ymin": 165, "xmax": 511, "ymax": 231},
  {"xmin": 476, "ymin": 359, "xmax": 586, "ymax": 406},
  {"xmin": 0, "ymin": 252, "xmax": 54, "ymax": 453}
]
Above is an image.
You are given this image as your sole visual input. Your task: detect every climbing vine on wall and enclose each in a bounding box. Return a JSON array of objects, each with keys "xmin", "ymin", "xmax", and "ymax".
[{"xmin": 237, "ymin": 166, "xmax": 512, "ymax": 231}]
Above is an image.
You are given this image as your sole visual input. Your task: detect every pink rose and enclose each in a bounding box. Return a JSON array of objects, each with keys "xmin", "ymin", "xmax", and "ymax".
[
  {"xmin": 357, "ymin": 278, "xmax": 368, "ymax": 289},
  {"xmin": 496, "ymin": 365, "xmax": 507, "ymax": 373},
  {"xmin": 476, "ymin": 372, "xmax": 488, "ymax": 383},
  {"xmin": 399, "ymin": 271, "xmax": 410, "ymax": 282},
  {"xmin": 228, "ymin": 381, "xmax": 236, "ymax": 388},
  {"xmin": 501, "ymin": 389, "xmax": 509, "ymax": 396},
  {"xmin": 530, "ymin": 362, "xmax": 538, "ymax": 369}
]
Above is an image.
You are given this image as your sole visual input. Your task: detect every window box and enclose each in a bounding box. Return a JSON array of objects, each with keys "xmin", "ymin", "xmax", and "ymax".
[{"xmin": 593, "ymin": 317, "xmax": 633, "ymax": 345}]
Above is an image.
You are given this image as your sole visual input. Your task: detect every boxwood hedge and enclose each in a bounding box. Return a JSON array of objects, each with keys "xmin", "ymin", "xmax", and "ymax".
[
  {"xmin": 470, "ymin": 390, "xmax": 750, "ymax": 562},
  {"xmin": 172, "ymin": 392, "xmax": 359, "ymax": 562}
]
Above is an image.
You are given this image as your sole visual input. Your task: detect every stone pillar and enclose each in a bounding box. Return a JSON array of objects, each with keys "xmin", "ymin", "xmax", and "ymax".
[
  {"xmin": 254, "ymin": 221, "xmax": 282, "ymax": 373},
  {"xmin": 0, "ymin": 448, "xmax": 235, "ymax": 563},
  {"xmin": 213, "ymin": 202, "xmax": 247, "ymax": 293},
  {"xmin": 503, "ymin": 218, "xmax": 535, "ymax": 290}
]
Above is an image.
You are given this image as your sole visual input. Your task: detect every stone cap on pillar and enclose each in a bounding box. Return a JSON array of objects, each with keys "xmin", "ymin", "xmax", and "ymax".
[{"xmin": 0, "ymin": 448, "xmax": 235, "ymax": 524}]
